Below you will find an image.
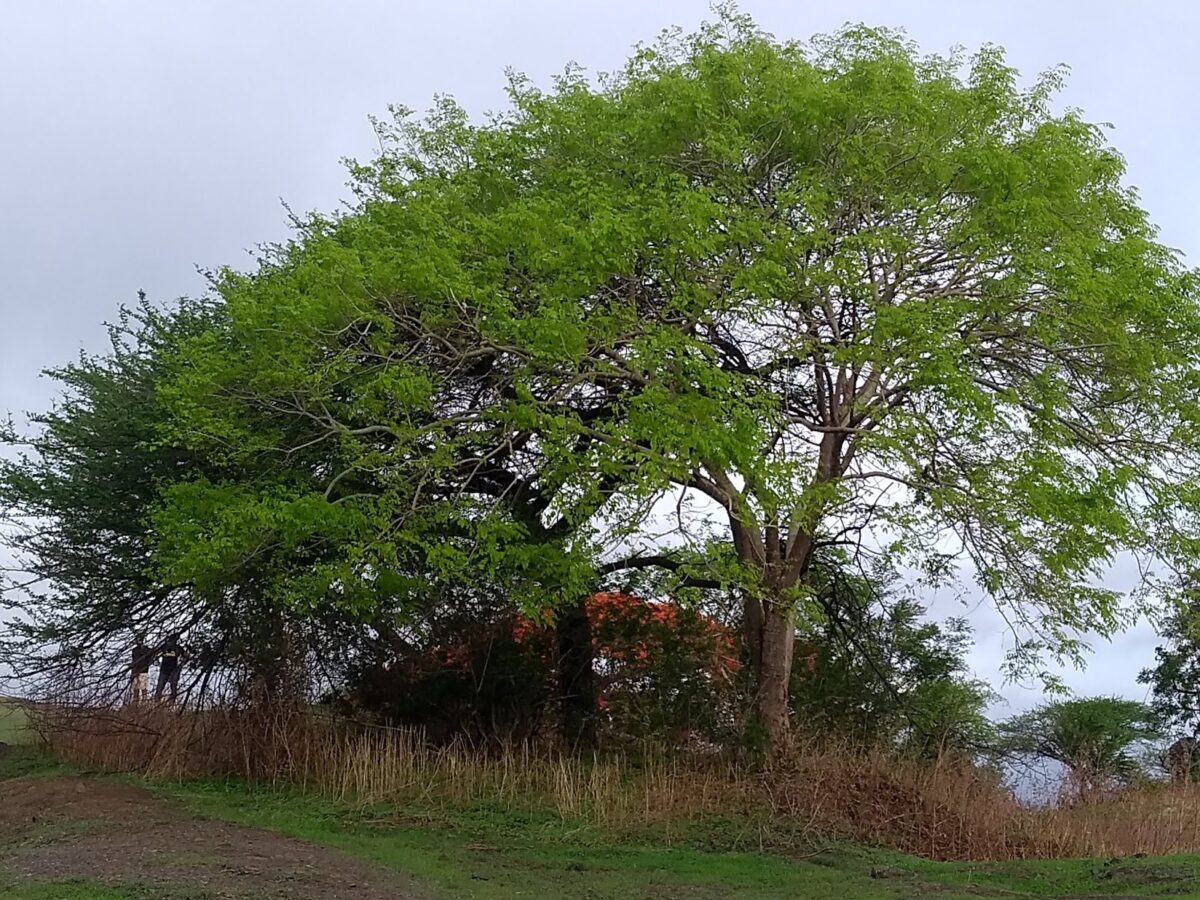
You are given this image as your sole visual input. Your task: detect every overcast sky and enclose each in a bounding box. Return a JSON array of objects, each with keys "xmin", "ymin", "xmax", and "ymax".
[{"xmin": 3, "ymin": 1, "xmax": 1196, "ymax": 713}]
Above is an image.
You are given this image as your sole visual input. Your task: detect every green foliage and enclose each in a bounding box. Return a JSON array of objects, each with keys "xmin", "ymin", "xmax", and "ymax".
[
  {"xmin": 155, "ymin": 10, "xmax": 1200, "ymax": 695},
  {"xmin": 0, "ymin": 300, "xmax": 229, "ymax": 685},
  {"xmin": 7, "ymin": 9, "xmax": 1200, "ymax": 741},
  {"xmin": 790, "ymin": 563, "xmax": 994, "ymax": 756},
  {"xmin": 998, "ymin": 696, "xmax": 1162, "ymax": 791},
  {"xmin": 0, "ymin": 298, "xmax": 380, "ymax": 696},
  {"xmin": 1140, "ymin": 583, "xmax": 1200, "ymax": 733}
]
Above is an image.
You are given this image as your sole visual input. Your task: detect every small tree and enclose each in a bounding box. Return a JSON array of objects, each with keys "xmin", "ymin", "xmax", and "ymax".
[
  {"xmin": 998, "ymin": 697, "xmax": 1161, "ymax": 798},
  {"xmin": 0, "ymin": 298, "xmax": 401, "ymax": 705},
  {"xmin": 340, "ymin": 589, "xmax": 740, "ymax": 744},
  {"xmin": 585, "ymin": 591, "xmax": 741, "ymax": 742}
]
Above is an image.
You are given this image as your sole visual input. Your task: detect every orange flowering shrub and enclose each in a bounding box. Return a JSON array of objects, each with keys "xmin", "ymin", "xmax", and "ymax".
[
  {"xmin": 346, "ymin": 591, "xmax": 741, "ymax": 743},
  {"xmin": 524, "ymin": 592, "xmax": 741, "ymax": 741}
]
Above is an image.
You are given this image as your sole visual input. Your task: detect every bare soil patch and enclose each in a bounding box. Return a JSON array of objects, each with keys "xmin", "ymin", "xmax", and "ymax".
[{"xmin": 0, "ymin": 775, "xmax": 432, "ymax": 899}]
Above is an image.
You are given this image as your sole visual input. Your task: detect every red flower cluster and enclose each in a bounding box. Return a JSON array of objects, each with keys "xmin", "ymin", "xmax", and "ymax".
[
  {"xmin": 584, "ymin": 591, "xmax": 741, "ymax": 678},
  {"xmin": 510, "ymin": 592, "xmax": 741, "ymax": 713}
]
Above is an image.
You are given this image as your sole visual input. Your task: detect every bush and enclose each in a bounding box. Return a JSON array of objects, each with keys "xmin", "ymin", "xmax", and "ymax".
[{"xmin": 340, "ymin": 591, "xmax": 740, "ymax": 745}]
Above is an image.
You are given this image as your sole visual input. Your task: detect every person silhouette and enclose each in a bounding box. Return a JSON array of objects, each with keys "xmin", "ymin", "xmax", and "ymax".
[
  {"xmin": 155, "ymin": 633, "xmax": 183, "ymax": 703},
  {"xmin": 130, "ymin": 635, "xmax": 152, "ymax": 704}
]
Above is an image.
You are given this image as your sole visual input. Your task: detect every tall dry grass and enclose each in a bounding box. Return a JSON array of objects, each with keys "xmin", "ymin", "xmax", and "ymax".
[{"xmin": 29, "ymin": 702, "xmax": 1200, "ymax": 862}]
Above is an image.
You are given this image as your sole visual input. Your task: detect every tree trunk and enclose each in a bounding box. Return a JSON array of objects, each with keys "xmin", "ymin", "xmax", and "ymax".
[
  {"xmin": 752, "ymin": 600, "xmax": 794, "ymax": 745},
  {"xmin": 743, "ymin": 594, "xmax": 764, "ymax": 675},
  {"xmin": 555, "ymin": 597, "xmax": 596, "ymax": 749}
]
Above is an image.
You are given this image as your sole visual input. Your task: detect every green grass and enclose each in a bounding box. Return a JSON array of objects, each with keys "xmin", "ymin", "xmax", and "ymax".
[
  {"xmin": 0, "ymin": 700, "xmax": 32, "ymax": 746},
  {"xmin": 155, "ymin": 780, "xmax": 1200, "ymax": 898},
  {"xmin": 900, "ymin": 854, "xmax": 1200, "ymax": 897},
  {"xmin": 0, "ymin": 880, "xmax": 223, "ymax": 900},
  {"xmin": 152, "ymin": 781, "xmax": 909, "ymax": 899},
  {"xmin": 0, "ymin": 744, "xmax": 70, "ymax": 781},
  {"xmin": 0, "ymin": 881, "xmax": 137, "ymax": 900},
  {"xmin": 5, "ymin": 748, "xmax": 1200, "ymax": 898}
]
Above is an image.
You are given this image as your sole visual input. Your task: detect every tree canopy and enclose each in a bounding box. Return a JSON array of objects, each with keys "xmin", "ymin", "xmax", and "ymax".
[
  {"xmin": 0, "ymin": 300, "xmax": 224, "ymax": 693},
  {"xmin": 6, "ymin": 12, "xmax": 1200, "ymax": 746},
  {"xmin": 0, "ymin": 299, "xmax": 367, "ymax": 701}
]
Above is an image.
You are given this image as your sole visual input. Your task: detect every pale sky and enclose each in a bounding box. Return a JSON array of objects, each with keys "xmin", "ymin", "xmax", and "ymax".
[{"xmin": 3, "ymin": 1, "xmax": 1197, "ymax": 713}]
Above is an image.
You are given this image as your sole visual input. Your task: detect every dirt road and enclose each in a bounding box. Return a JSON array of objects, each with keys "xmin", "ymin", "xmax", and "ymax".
[{"xmin": 0, "ymin": 775, "xmax": 431, "ymax": 899}]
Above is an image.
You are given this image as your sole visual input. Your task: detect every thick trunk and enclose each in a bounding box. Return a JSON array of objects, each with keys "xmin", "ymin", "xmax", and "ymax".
[
  {"xmin": 743, "ymin": 595, "xmax": 764, "ymax": 675},
  {"xmin": 555, "ymin": 597, "xmax": 596, "ymax": 748},
  {"xmin": 752, "ymin": 601, "xmax": 794, "ymax": 743}
]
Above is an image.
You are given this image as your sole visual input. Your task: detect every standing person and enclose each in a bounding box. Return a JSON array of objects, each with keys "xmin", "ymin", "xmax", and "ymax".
[
  {"xmin": 155, "ymin": 633, "xmax": 182, "ymax": 704},
  {"xmin": 130, "ymin": 635, "xmax": 152, "ymax": 704}
]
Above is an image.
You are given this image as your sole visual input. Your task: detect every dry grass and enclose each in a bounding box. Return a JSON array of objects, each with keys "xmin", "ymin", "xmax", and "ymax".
[
  {"xmin": 29, "ymin": 702, "xmax": 1200, "ymax": 862},
  {"xmin": 32, "ymin": 703, "xmax": 753, "ymax": 826}
]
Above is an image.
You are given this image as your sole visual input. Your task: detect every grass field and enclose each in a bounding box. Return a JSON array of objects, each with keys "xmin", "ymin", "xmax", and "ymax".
[
  {"xmin": 159, "ymin": 780, "xmax": 1200, "ymax": 898},
  {"xmin": 3, "ymin": 747, "xmax": 1200, "ymax": 898},
  {"xmin": 0, "ymin": 699, "xmax": 31, "ymax": 745}
]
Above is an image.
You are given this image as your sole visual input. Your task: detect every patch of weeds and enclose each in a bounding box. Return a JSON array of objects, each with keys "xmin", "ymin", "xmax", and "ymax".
[
  {"xmin": 0, "ymin": 747, "xmax": 68, "ymax": 783},
  {"xmin": 10, "ymin": 819, "xmax": 98, "ymax": 850}
]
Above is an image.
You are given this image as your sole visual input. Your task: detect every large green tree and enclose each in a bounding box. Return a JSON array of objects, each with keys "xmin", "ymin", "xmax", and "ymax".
[{"xmin": 154, "ymin": 13, "xmax": 1200, "ymax": 745}]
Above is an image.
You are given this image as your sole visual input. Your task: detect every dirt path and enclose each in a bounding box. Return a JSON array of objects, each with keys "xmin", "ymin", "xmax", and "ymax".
[{"xmin": 0, "ymin": 775, "xmax": 433, "ymax": 899}]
